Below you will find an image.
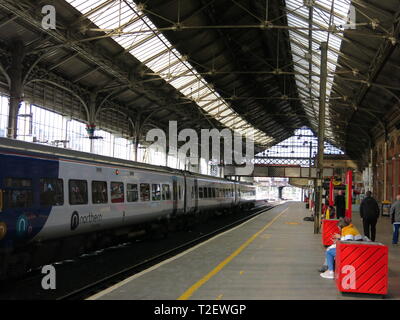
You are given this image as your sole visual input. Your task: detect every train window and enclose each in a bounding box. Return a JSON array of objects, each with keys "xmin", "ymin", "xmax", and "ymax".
[
  {"xmin": 152, "ymin": 184, "xmax": 161, "ymax": 201},
  {"xmin": 40, "ymin": 178, "xmax": 64, "ymax": 206},
  {"xmin": 127, "ymin": 184, "xmax": 138, "ymax": 202},
  {"xmin": 199, "ymin": 187, "xmax": 203, "ymax": 199},
  {"xmin": 140, "ymin": 184, "xmax": 150, "ymax": 201},
  {"xmin": 92, "ymin": 181, "xmax": 108, "ymax": 204},
  {"xmin": 191, "ymin": 186, "xmax": 194, "ymax": 199},
  {"xmin": 69, "ymin": 180, "xmax": 88, "ymax": 205},
  {"xmin": 162, "ymin": 184, "xmax": 171, "ymax": 200},
  {"xmin": 204, "ymin": 187, "xmax": 208, "ymax": 198},
  {"xmin": 4, "ymin": 190, "xmax": 33, "ymax": 209},
  {"xmin": 111, "ymin": 182, "xmax": 124, "ymax": 203},
  {"xmin": 212, "ymin": 188, "xmax": 216, "ymax": 198},
  {"xmin": 4, "ymin": 178, "xmax": 32, "ymax": 188},
  {"xmin": 178, "ymin": 185, "xmax": 182, "ymax": 200},
  {"xmin": 3, "ymin": 178, "xmax": 33, "ymax": 209}
]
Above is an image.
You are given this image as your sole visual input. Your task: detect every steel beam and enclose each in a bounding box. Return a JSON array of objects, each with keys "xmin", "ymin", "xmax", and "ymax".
[{"xmin": 314, "ymin": 41, "xmax": 328, "ymax": 234}]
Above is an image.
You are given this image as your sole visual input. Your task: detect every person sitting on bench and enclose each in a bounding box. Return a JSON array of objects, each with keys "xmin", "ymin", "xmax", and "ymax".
[{"xmin": 320, "ymin": 217, "xmax": 362, "ymax": 279}]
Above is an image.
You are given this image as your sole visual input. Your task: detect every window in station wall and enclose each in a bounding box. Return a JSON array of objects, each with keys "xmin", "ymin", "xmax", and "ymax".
[
  {"xmin": 65, "ymin": 118, "xmax": 91, "ymax": 152},
  {"xmin": 92, "ymin": 129, "xmax": 113, "ymax": 157},
  {"xmin": 15, "ymin": 103, "xmax": 91, "ymax": 152},
  {"xmin": 114, "ymin": 137, "xmax": 133, "ymax": 160},
  {"xmin": 17, "ymin": 103, "xmax": 65, "ymax": 144},
  {"xmin": 0, "ymin": 95, "xmax": 9, "ymax": 137},
  {"xmin": 0, "ymin": 98, "xmax": 222, "ymax": 175}
]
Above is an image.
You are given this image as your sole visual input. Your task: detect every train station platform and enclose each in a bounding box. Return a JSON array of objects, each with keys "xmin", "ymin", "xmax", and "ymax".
[{"xmin": 89, "ymin": 202, "xmax": 400, "ymax": 300}]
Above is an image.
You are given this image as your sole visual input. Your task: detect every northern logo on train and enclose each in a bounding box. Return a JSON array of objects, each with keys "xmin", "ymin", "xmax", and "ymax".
[
  {"xmin": 16, "ymin": 215, "xmax": 29, "ymax": 237},
  {"xmin": 71, "ymin": 211, "xmax": 102, "ymax": 231},
  {"xmin": 71, "ymin": 211, "xmax": 79, "ymax": 231}
]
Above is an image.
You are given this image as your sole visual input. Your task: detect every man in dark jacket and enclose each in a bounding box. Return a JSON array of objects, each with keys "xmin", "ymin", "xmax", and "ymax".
[
  {"xmin": 335, "ymin": 190, "xmax": 346, "ymax": 218},
  {"xmin": 390, "ymin": 195, "xmax": 400, "ymax": 245},
  {"xmin": 360, "ymin": 191, "xmax": 380, "ymax": 241}
]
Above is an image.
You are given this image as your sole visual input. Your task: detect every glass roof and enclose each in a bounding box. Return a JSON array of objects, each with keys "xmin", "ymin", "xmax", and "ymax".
[
  {"xmin": 66, "ymin": 0, "xmax": 275, "ymax": 146},
  {"xmin": 285, "ymin": 0, "xmax": 352, "ymax": 141}
]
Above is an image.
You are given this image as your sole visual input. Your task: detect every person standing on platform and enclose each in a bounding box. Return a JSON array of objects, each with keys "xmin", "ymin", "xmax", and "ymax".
[
  {"xmin": 391, "ymin": 195, "xmax": 400, "ymax": 245},
  {"xmin": 360, "ymin": 191, "xmax": 380, "ymax": 242},
  {"xmin": 335, "ymin": 190, "xmax": 346, "ymax": 219}
]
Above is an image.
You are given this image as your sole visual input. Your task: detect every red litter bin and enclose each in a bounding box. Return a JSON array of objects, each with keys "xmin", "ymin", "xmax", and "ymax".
[
  {"xmin": 335, "ymin": 241, "xmax": 388, "ymax": 296},
  {"xmin": 322, "ymin": 219, "xmax": 340, "ymax": 246}
]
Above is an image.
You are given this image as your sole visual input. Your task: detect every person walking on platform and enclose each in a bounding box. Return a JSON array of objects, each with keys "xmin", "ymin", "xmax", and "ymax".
[
  {"xmin": 360, "ymin": 191, "xmax": 380, "ymax": 242},
  {"xmin": 391, "ymin": 195, "xmax": 400, "ymax": 245},
  {"xmin": 335, "ymin": 190, "xmax": 346, "ymax": 218}
]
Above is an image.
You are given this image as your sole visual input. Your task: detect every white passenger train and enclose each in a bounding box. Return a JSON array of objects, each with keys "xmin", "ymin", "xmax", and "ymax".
[{"xmin": 0, "ymin": 138, "xmax": 256, "ymax": 278}]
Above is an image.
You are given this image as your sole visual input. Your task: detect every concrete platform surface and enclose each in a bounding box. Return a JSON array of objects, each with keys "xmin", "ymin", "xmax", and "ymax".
[{"xmin": 89, "ymin": 202, "xmax": 400, "ymax": 300}]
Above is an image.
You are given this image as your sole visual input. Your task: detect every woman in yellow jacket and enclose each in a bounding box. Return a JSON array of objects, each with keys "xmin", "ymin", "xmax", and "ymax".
[{"xmin": 320, "ymin": 217, "xmax": 362, "ymax": 279}]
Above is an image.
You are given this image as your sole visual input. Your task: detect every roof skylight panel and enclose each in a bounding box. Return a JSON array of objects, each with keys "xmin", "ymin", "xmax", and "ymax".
[
  {"xmin": 66, "ymin": 0, "xmax": 274, "ymax": 145},
  {"xmin": 190, "ymin": 87, "xmax": 212, "ymax": 101},
  {"xmin": 167, "ymin": 58, "xmax": 190, "ymax": 74},
  {"xmin": 207, "ymin": 101, "xmax": 226, "ymax": 112},
  {"xmin": 204, "ymin": 103, "xmax": 224, "ymax": 114},
  {"xmin": 147, "ymin": 52, "xmax": 177, "ymax": 71},
  {"xmin": 179, "ymin": 77, "xmax": 204, "ymax": 92},
  {"xmin": 69, "ymin": 0, "xmax": 100, "ymax": 13},
  {"xmin": 140, "ymin": 45, "xmax": 170, "ymax": 65},
  {"xmin": 197, "ymin": 94, "xmax": 222, "ymax": 107},
  {"xmin": 180, "ymin": 77, "xmax": 204, "ymax": 92},
  {"xmin": 90, "ymin": 4, "xmax": 127, "ymax": 27},
  {"xmin": 287, "ymin": 0, "xmax": 351, "ymax": 134},
  {"xmin": 169, "ymin": 77, "xmax": 193, "ymax": 90}
]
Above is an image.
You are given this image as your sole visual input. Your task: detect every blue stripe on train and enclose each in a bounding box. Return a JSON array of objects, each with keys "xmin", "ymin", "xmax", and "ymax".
[{"xmin": 0, "ymin": 152, "xmax": 60, "ymax": 248}]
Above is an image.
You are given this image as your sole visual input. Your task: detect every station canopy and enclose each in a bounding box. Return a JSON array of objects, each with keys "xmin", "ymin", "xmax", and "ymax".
[{"xmin": 0, "ymin": 0, "xmax": 398, "ymax": 163}]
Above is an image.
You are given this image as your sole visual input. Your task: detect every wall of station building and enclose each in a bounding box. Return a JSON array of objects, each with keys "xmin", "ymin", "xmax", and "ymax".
[
  {"xmin": 0, "ymin": 94, "xmax": 221, "ymax": 176},
  {"xmin": 358, "ymin": 105, "xmax": 400, "ymax": 204},
  {"xmin": 368, "ymin": 127, "xmax": 400, "ymax": 203}
]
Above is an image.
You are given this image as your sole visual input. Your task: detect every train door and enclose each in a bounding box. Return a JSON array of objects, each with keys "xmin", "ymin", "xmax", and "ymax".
[
  {"xmin": 233, "ymin": 183, "xmax": 237, "ymax": 205},
  {"xmin": 194, "ymin": 178, "xmax": 198, "ymax": 212},
  {"xmin": 172, "ymin": 177, "xmax": 178, "ymax": 216},
  {"xmin": 183, "ymin": 175, "xmax": 187, "ymax": 214}
]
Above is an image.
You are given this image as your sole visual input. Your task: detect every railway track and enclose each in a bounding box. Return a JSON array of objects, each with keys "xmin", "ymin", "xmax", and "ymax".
[
  {"xmin": 58, "ymin": 203, "xmax": 279, "ymax": 300},
  {"xmin": 0, "ymin": 202, "xmax": 281, "ymax": 300}
]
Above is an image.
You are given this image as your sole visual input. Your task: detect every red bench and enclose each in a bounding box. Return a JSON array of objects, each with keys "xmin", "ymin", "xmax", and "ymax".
[
  {"xmin": 321, "ymin": 219, "xmax": 340, "ymax": 246},
  {"xmin": 335, "ymin": 241, "xmax": 388, "ymax": 296}
]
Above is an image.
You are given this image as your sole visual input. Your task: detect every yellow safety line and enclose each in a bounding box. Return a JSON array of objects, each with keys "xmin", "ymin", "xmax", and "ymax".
[{"xmin": 177, "ymin": 207, "xmax": 289, "ymax": 300}]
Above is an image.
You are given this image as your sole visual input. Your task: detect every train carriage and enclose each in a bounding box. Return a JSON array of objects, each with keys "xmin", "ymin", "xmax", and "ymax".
[{"xmin": 0, "ymin": 137, "xmax": 257, "ymax": 279}]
